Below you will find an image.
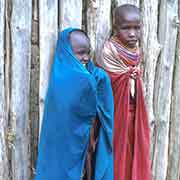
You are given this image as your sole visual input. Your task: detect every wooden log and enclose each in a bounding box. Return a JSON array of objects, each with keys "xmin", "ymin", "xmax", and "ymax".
[
  {"xmin": 86, "ymin": 0, "xmax": 111, "ymax": 62},
  {"xmin": 86, "ymin": 0, "xmax": 99, "ymax": 53},
  {"xmin": 32, "ymin": 0, "xmax": 38, "ymax": 21},
  {"xmin": 167, "ymin": 4, "xmax": 180, "ymax": 179},
  {"xmin": 95, "ymin": 0, "xmax": 112, "ymax": 61},
  {"xmin": 10, "ymin": 0, "xmax": 32, "ymax": 179},
  {"xmin": 141, "ymin": 1, "xmax": 161, "ymax": 174},
  {"xmin": 39, "ymin": 0, "xmax": 58, "ymax": 131},
  {"xmin": 141, "ymin": 0, "xmax": 161, "ymax": 123},
  {"xmin": 0, "ymin": 0, "xmax": 10, "ymax": 179},
  {"xmin": 153, "ymin": 0, "xmax": 178, "ymax": 179},
  {"xmin": 59, "ymin": 0, "xmax": 83, "ymax": 30},
  {"xmin": 30, "ymin": 0, "xmax": 39, "ymax": 176}
]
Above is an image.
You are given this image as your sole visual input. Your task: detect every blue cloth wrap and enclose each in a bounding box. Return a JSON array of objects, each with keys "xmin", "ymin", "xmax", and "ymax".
[{"xmin": 35, "ymin": 28, "xmax": 114, "ymax": 180}]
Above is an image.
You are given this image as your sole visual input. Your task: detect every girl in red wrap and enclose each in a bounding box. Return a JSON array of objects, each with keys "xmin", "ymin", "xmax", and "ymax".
[{"xmin": 96, "ymin": 4, "xmax": 151, "ymax": 180}]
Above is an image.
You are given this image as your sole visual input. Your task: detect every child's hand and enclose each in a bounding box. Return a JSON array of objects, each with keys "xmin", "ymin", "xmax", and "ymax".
[{"xmin": 129, "ymin": 67, "xmax": 142, "ymax": 79}]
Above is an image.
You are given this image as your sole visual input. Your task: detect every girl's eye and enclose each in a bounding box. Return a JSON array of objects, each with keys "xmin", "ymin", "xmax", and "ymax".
[
  {"xmin": 78, "ymin": 49, "xmax": 91, "ymax": 55},
  {"xmin": 120, "ymin": 26, "xmax": 129, "ymax": 30},
  {"xmin": 135, "ymin": 26, "xmax": 141, "ymax": 30},
  {"xmin": 77, "ymin": 51, "xmax": 86, "ymax": 56}
]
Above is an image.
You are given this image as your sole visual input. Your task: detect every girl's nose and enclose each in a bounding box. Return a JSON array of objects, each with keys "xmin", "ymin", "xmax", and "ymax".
[{"xmin": 129, "ymin": 29, "xmax": 136, "ymax": 37}]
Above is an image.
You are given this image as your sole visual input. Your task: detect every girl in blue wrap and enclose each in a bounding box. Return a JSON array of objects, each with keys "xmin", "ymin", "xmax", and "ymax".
[{"xmin": 35, "ymin": 28, "xmax": 114, "ymax": 180}]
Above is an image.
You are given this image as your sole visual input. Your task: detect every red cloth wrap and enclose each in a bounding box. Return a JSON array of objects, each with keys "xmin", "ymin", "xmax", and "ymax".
[{"xmin": 107, "ymin": 69, "xmax": 151, "ymax": 180}]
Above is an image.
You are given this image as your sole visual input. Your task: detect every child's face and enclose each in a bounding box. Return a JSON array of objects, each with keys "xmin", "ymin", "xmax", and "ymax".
[
  {"xmin": 114, "ymin": 11, "xmax": 141, "ymax": 49},
  {"xmin": 70, "ymin": 32, "xmax": 91, "ymax": 64}
]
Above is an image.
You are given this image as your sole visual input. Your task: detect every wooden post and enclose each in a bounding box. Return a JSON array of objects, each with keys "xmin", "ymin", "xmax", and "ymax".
[
  {"xmin": 0, "ymin": 0, "xmax": 10, "ymax": 179},
  {"xmin": 30, "ymin": 0, "xmax": 40, "ymax": 176},
  {"xmin": 10, "ymin": 0, "xmax": 32, "ymax": 179},
  {"xmin": 39, "ymin": 0, "xmax": 58, "ymax": 131},
  {"xmin": 59, "ymin": 0, "xmax": 83, "ymax": 30},
  {"xmin": 167, "ymin": 4, "xmax": 180, "ymax": 179},
  {"xmin": 153, "ymin": 0, "xmax": 178, "ymax": 179},
  {"xmin": 141, "ymin": 1, "xmax": 161, "ymax": 174},
  {"xmin": 86, "ymin": 0, "xmax": 112, "ymax": 62}
]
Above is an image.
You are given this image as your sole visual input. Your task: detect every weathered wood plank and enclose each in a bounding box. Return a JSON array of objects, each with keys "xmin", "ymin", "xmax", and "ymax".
[
  {"xmin": 167, "ymin": 3, "xmax": 180, "ymax": 179},
  {"xmin": 59, "ymin": 0, "xmax": 83, "ymax": 30},
  {"xmin": 10, "ymin": 0, "xmax": 32, "ymax": 179},
  {"xmin": 39, "ymin": 0, "xmax": 58, "ymax": 130},
  {"xmin": 141, "ymin": 0, "xmax": 161, "ymax": 124},
  {"xmin": 30, "ymin": 0, "xmax": 39, "ymax": 176},
  {"xmin": 86, "ymin": 0, "xmax": 111, "ymax": 62},
  {"xmin": 141, "ymin": 1, "xmax": 161, "ymax": 174},
  {"xmin": 86, "ymin": 0, "xmax": 99, "ymax": 53},
  {"xmin": 32, "ymin": 0, "xmax": 38, "ymax": 21},
  {"xmin": 0, "ymin": 0, "xmax": 10, "ymax": 179},
  {"xmin": 95, "ymin": 0, "xmax": 112, "ymax": 61},
  {"xmin": 153, "ymin": 0, "xmax": 178, "ymax": 179}
]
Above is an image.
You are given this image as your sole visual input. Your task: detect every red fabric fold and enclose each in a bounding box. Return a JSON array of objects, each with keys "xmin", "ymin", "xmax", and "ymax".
[{"xmin": 107, "ymin": 70, "xmax": 151, "ymax": 180}]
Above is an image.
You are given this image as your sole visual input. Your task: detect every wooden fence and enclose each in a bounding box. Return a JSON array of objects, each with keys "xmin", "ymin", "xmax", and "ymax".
[{"xmin": 0, "ymin": 0, "xmax": 180, "ymax": 179}]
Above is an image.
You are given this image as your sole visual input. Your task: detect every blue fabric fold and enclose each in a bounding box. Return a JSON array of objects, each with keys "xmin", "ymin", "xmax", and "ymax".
[
  {"xmin": 35, "ymin": 28, "xmax": 114, "ymax": 180},
  {"xmin": 87, "ymin": 61, "xmax": 114, "ymax": 180}
]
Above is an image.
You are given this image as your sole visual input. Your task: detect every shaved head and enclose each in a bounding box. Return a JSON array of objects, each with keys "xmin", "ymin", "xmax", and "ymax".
[
  {"xmin": 69, "ymin": 30, "xmax": 90, "ymax": 52},
  {"xmin": 114, "ymin": 4, "xmax": 140, "ymax": 26},
  {"xmin": 69, "ymin": 30, "xmax": 89, "ymax": 43}
]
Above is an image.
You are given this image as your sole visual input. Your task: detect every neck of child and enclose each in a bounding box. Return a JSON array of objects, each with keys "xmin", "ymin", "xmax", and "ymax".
[{"xmin": 112, "ymin": 35, "xmax": 139, "ymax": 52}]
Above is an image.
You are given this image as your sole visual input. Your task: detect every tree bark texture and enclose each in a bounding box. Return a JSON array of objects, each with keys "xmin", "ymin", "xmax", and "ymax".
[
  {"xmin": 39, "ymin": 0, "xmax": 58, "ymax": 131},
  {"xmin": 0, "ymin": 0, "xmax": 10, "ymax": 179},
  {"xmin": 10, "ymin": 0, "xmax": 32, "ymax": 180},
  {"xmin": 0, "ymin": 0, "xmax": 179, "ymax": 180}
]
